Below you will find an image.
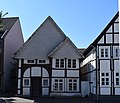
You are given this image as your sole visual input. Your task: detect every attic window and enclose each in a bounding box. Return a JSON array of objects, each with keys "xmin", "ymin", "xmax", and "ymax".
[
  {"xmin": 27, "ymin": 60, "xmax": 35, "ymax": 63},
  {"xmin": 39, "ymin": 60, "xmax": 46, "ymax": 63}
]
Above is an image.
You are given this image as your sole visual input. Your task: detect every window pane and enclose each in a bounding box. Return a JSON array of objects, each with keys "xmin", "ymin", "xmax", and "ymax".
[
  {"xmin": 116, "ymin": 78, "xmax": 119, "ymax": 85},
  {"xmin": 106, "ymin": 73, "xmax": 109, "ymax": 76},
  {"xmin": 56, "ymin": 59, "xmax": 59, "ymax": 67},
  {"xmin": 101, "ymin": 49, "xmax": 104, "ymax": 57},
  {"xmin": 72, "ymin": 59, "xmax": 76, "ymax": 68},
  {"xmin": 73, "ymin": 83, "xmax": 77, "ymax": 91},
  {"xmin": 116, "ymin": 49, "xmax": 118, "ymax": 57},
  {"xmin": 24, "ymin": 79, "xmax": 29, "ymax": 86},
  {"xmin": 116, "ymin": 73, "xmax": 119, "ymax": 76},
  {"xmin": 60, "ymin": 59, "xmax": 64, "ymax": 68},
  {"xmin": 43, "ymin": 79, "xmax": 48, "ymax": 86},
  {"xmin": 68, "ymin": 59, "xmax": 71, "ymax": 68},
  {"xmin": 27, "ymin": 60, "xmax": 34, "ymax": 63},
  {"xmin": 105, "ymin": 49, "xmax": 108, "ymax": 57},
  {"xmin": 102, "ymin": 73, "xmax": 104, "ymax": 76}
]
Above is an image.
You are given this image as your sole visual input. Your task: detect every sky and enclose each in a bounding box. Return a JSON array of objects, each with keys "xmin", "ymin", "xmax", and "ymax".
[{"xmin": 0, "ymin": 0, "xmax": 118, "ymax": 48}]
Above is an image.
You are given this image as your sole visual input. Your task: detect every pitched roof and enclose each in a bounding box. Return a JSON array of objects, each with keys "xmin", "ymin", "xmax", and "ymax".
[
  {"xmin": 14, "ymin": 16, "xmax": 66, "ymax": 59},
  {"xmin": 0, "ymin": 17, "xmax": 18, "ymax": 38},
  {"xmin": 83, "ymin": 11, "xmax": 119, "ymax": 55},
  {"xmin": 78, "ymin": 48, "xmax": 86, "ymax": 54},
  {"xmin": 48, "ymin": 37, "xmax": 84, "ymax": 58}
]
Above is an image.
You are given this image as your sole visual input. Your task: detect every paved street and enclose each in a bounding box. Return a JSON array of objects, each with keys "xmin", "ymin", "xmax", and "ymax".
[{"xmin": 0, "ymin": 96, "xmax": 120, "ymax": 103}]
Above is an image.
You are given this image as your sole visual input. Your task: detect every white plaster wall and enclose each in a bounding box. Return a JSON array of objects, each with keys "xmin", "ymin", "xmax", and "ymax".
[
  {"xmin": 42, "ymin": 68, "xmax": 49, "ymax": 77},
  {"xmin": 114, "ymin": 60, "xmax": 120, "ymax": 71},
  {"xmin": 114, "ymin": 23, "xmax": 119, "ymax": 32},
  {"xmin": 19, "ymin": 59, "xmax": 21, "ymax": 67},
  {"xmin": 18, "ymin": 79, "xmax": 20, "ymax": 88},
  {"xmin": 115, "ymin": 88, "xmax": 120, "ymax": 95},
  {"xmin": 18, "ymin": 69, "xmax": 21, "ymax": 78},
  {"xmin": 114, "ymin": 34, "xmax": 119, "ymax": 43},
  {"xmin": 52, "ymin": 58, "xmax": 55, "ymax": 68},
  {"xmin": 23, "ymin": 88, "xmax": 30, "ymax": 95},
  {"xmin": 18, "ymin": 90, "xmax": 20, "ymax": 94},
  {"xmin": 42, "ymin": 88, "xmax": 49, "ymax": 95},
  {"xmin": 98, "ymin": 36, "xmax": 104, "ymax": 44},
  {"xmin": 23, "ymin": 68, "xmax": 30, "ymax": 77},
  {"xmin": 106, "ymin": 34, "xmax": 112, "ymax": 43},
  {"xmin": 50, "ymin": 93, "xmax": 81, "ymax": 97},
  {"xmin": 31, "ymin": 67, "xmax": 41, "ymax": 76},
  {"xmin": 115, "ymin": 17, "xmax": 119, "ymax": 22},
  {"xmin": 100, "ymin": 88, "xmax": 110, "ymax": 95},
  {"xmin": 52, "ymin": 70, "xmax": 65, "ymax": 77},
  {"xmin": 100, "ymin": 60, "xmax": 110, "ymax": 71},
  {"xmin": 67, "ymin": 70, "xmax": 79, "ymax": 77},
  {"xmin": 106, "ymin": 26, "xmax": 112, "ymax": 33}
]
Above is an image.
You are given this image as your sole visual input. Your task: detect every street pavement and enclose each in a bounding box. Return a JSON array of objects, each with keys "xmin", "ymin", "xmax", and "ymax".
[{"xmin": 0, "ymin": 96, "xmax": 120, "ymax": 103}]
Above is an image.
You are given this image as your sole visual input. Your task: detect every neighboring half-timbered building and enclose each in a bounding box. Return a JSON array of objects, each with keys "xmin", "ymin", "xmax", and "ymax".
[
  {"xmin": 14, "ymin": 16, "xmax": 83, "ymax": 97},
  {"xmin": 0, "ymin": 17, "xmax": 24, "ymax": 91},
  {"xmin": 81, "ymin": 12, "xmax": 119, "ymax": 95}
]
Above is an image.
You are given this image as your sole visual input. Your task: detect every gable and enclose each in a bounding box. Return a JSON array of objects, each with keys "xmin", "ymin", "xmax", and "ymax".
[
  {"xmin": 49, "ymin": 38, "xmax": 83, "ymax": 58},
  {"xmin": 98, "ymin": 15, "xmax": 119, "ymax": 44},
  {"xmin": 84, "ymin": 12, "xmax": 119, "ymax": 55},
  {"xmin": 14, "ymin": 16, "xmax": 66, "ymax": 59}
]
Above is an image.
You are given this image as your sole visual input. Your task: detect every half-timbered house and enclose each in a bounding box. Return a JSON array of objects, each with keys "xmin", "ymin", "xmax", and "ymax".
[
  {"xmin": 14, "ymin": 16, "xmax": 83, "ymax": 97},
  {"xmin": 81, "ymin": 12, "xmax": 119, "ymax": 95}
]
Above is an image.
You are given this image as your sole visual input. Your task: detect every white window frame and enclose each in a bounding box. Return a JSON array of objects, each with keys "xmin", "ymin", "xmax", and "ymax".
[
  {"xmin": 100, "ymin": 48, "xmax": 109, "ymax": 58},
  {"xmin": 67, "ymin": 59, "xmax": 77, "ymax": 69},
  {"xmin": 53, "ymin": 79, "xmax": 64, "ymax": 92},
  {"xmin": 101, "ymin": 72, "xmax": 110, "ymax": 87},
  {"xmin": 55, "ymin": 59, "xmax": 65, "ymax": 68},
  {"xmin": 67, "ymin": 79, "xmax": 77, "ymax": 92},
  {"xmin": 115, "ymin": 72, "xmax": 120, "ymax": 86},
  {"xmin": 27, "ymin": 60, "xmax": 35, "ymax": 64},
  {"xmin": 23, "ymin": 78, "xmax": 30, "ymax": 87},
  {"xmin": 42, "ymin": 79, "xmax": 49, "ymax": 87}
]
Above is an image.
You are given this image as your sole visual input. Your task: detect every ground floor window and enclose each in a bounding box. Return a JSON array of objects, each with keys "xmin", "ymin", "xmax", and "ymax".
[
  {"xmin": 43, "ymin": 79, "xmax": 49, "ymax": 87},
  {"xmin": 101, "ymin": 72, "xmax": 110, "ymax": 86},
  {"xmin": 54, "ymin": 79, "xmax": 64, "ymax": 91},
  {"xmin": 23, "ymin": 78, "xmax": 30, "ymax": 86},
  {"xmin": 68, "ymin": 79, "xmax": 77, "ymax": 91},
  {"xmin": 116, "ymin": 72, "xmax": 120, "ymax": 86}
]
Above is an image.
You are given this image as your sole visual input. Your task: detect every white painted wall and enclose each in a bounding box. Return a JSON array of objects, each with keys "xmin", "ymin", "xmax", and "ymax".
[
  {"xmin": 100, "ymin": 88, "xmax": 110, "ymax": 95},
  {"xmin": 52, "ymin": 70, "xmax": 65, "ymax": 77},
  {"xmin": 114, "ymin": 34, "xmax": 119, "ymax": 43},
  {"xmin": 106, "ymin": 34, "xmax": 112, "ymax": 43},
  {"xmin": 31, "ymin": 67, "xmax": 41, "ymax": 77},
  {"xmin": 23, "ymin": 68, "xmax": 30, "ymax": 77},
  {"xmin": 67, "ymin": 70, "xmax": 79, "ymax": 77},
  {"xmin": 98, "ymin": 36, "xmax": 104, "ymax": 44}
]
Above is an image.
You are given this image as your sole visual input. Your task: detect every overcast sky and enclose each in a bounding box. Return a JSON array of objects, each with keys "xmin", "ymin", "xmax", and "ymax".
[{"xmin": 0, "ymin": 0, "xmax": 118, "ymax": 48}]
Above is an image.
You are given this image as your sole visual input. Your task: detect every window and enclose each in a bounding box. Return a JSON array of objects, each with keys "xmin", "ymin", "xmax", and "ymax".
[
  {"xmin": 101, "ymin": 49, "xmax": 104, "ymax": 57},
  {"xmin": 39, "ymin": 60, "xmax": 46, "ymax": 63},
  {"xmin": 43, "ymin": 79, "xmax": 48, "ymax": 86},
  {"xmin": 68, "ymin": 59, "xmax": 71, "ymax": 68},
  {"xmin": 105, "ymin": 49, "xmax": 108, "ymax": 57},
  {"xmin": 60, "ymin": 59, "xmax": 64, "ymax": 68},
  {"xmin": 68, "ymin": 79, "xmax": 77, "ymax": 91},
  {"xmin": 72, "ymin": 59, "xmax": 76, "ymax": 68},
  {"xmin": 24, "ymin": 79, "xmax": 29, "ymax": 86},
  {"xmin": 116, "ymin": 78, "xmax": 119, "ymax": 85},
  {"xmin": 101, "ymin": 72, "xmax": 110, "ymax": 86},
  {"xmin": 115, "ymin": 48, "xmax": 118, "ymax": 57},
  {"xmin": 55, "ymin": 59, "xmax": 59, "ymax": 67},
  {"xmin": 27, "ymin": 60, "xmax": 34, "ymax": 63},
  {"xmin": 54, "ymin": 79, "xmax": 63, "ymax": 91},
  {"xmin": 67, "ymin": 59, "xmax": 77, "ymax": 68},
  {"xmin": 116, "ymin": 73, "xmax": 119, "ymax": 86}
]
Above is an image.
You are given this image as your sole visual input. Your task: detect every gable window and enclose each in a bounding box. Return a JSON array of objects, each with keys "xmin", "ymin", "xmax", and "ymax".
[
  {"xmin": 39, "ymin": 60, "xmax": 46, "ymax": 64},
  {"xmin": 72, "ymin": 59, "xmax": 76, "ymax": 68},
  {"xmin": 60, "ymin": 59, "xmax": 64, "ymax": 68},
  {"xmin": 55, "ymin": 59, "xmax": 59, "ymax": 67},
  {"xmin": 105, "ymin": 49, "xmax": 108, "ymax": 57},
  {"xmin": 101, "ymin": 49, "xmax": 104, "ymax": 57},
  {"xmin": 68, "ymin": 59, "xmax": 71, "ymax": 68},
  {"xmin": 67, "ymin": 59, "xmax": 77, "ymax": 68},
  {"xmin": 27, "ymin": 60, "xmax": 34, "ymax": 63}
]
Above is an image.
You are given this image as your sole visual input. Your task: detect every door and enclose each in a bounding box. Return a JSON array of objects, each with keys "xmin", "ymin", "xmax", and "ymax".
[{"xmin": 31, "ymin": 77, "xmax": 42, "ymax": 97}]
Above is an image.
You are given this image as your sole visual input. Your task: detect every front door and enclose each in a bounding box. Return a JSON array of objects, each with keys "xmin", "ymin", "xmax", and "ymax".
[{"xmin": 31, "ymin": 77, "xmax": 42, "ymax": 97}]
